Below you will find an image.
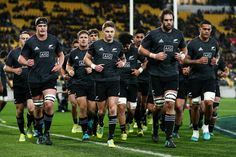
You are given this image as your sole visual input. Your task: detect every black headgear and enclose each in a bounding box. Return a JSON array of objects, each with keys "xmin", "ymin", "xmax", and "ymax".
[{"xmin": 35, "ymin": 17, "xmax": 48, "ymax": 26}]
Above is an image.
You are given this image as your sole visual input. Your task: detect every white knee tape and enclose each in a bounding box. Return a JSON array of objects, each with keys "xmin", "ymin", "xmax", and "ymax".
[
  {"xmin": 118, "ymin": 97, "xmax": 127, "ymax": 105},
  {"xmin": 164, "ymin": 91, "xmax": 177, "ymax": 103},
  {"xmin": 204, "ymin": 92, "xmax": 215, "ymax": 101},
  {"xmin": 130, "ymin": 102, "xmax": 137, "ymax": 110},
  {"xmin": 44, "ymin": 94, "xmax": 56, "ymax": 103},
  {"xmin": 154, "ymin": 97, "xmax": 164, "ymax": 107},
  {"xmin": 192, "ymin": 96, "xmax": 201, "ymax": 105},
  {"xmin": 33, "ymin": 99, "xmax": 44, "ymax": 107}
]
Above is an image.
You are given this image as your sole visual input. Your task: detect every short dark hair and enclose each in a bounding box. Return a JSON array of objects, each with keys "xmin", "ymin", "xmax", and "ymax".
[
  {"xmin": 118, "ymin": 33, "xmax": 133, "ymax": 46},
  {"xmin": 199, "ymin": 20, "xmax": 212, "ymax": 27},
  {"xmin": 20, "ymin": 31, "xmax": 29, "ymax": 35},
  {"xmin": 72, "ymin": 39, "xmax": 79, "ymax": 45},
  {"xmin": 35, "ymin": 17, "xmax": 48, "ymax": 26},
  {"xmin": 159, "ymin": 9, "xmax": 174, "ymax": 22},
  {"xmin": 102, "ymin": 21, "xmax": 115, "ymax": 31},
  {"xmin": 88, "ymin": 28, "xmax": 99, "ymax": 35},
  {"xmin": 134, "ymin": 29, "xmax": 146, "ymax": 36},
  {"xmin": 77, "ymin": 30, "xmax": 89, "ymax": 38}
]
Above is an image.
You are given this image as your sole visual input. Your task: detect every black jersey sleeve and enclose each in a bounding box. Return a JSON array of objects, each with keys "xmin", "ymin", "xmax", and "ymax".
[
  {"xmin": 67, "ymin": 51, "xmax": 74, "ymax": 66},
  {"xmin": 179, "ymin": 33, "xmax": 186, "ymax": 49},
  {"xmin": 6, "ymin": 50, "xmax": 14, "ymax": 67},
  {"xmin": 187, "ymin": 40, "xmax": 194, "ymax": 59},
  {"xmin": 21, "ymin": 41, "xmax": 31, "ymax": 59},
  {"xmin": 141, "ymin": 32, "xmax": 153, "ymax": 50},
  {"xmin": 88, "ymin": 42, "xmax": 95, "ymax": 57},
  {"xmin": 55, "ymin": 39, "xmax": 63, "ymax": 55}
]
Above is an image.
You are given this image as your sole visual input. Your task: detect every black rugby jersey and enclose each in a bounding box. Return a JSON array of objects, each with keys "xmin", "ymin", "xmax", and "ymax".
[
  {"xmin": 21, "ymin": 34, "xmax": 63, "ymax": 83},
  {"xmin": 141, "ymin": 27, "xmax": 186, "ymax": 77},
  {"xmin": 68, "ymin": 48, "xmax": 88, "ymax": 85},
  {"xmin": 6, "ymin": 47, "xmax": 28, "ymax": 87},
  {"xmin": 187, "ymin": 37, "xmax": 219, "ymax": 80},
  {"xmin": 88, "ymin": 39, "xmax": 123, "ymax": 82}
]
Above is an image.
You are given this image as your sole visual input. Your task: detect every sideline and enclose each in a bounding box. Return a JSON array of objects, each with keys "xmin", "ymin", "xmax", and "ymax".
[
  {"xmin": 215, "ymin": 116, "xmax": 236, "ymax": 138},
  {"xmin": 0, "ymin": 123, "xmax": 175, "ymax": 157}
]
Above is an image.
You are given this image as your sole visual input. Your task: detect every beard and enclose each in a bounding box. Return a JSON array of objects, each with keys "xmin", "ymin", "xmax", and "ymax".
[{"xmin": 163, "ymin": 24, "xmax": 173, "ymax": 32}]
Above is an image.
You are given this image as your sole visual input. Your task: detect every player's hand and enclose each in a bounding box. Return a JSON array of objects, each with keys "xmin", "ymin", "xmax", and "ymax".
[
  {"xmin": 62, "ymin": 74, "xmax": 70, "ymax": 80},
  {"xmin": 131, "ymin": 69, "xmax": 140, "ymax": 77},
  {"xmin": 218, "ymin": 71, "xmax": 227, "ymax": 78},
  {"xmin": 211, "ymin": 57, "xmax": 217, "ymax": 65},
  {"xmin": 68, "ymin": 70, "xmax": 75, "ymax": 77},
  {"xmin": 14, "ymin": 68, "xmax": 22, "ymax": 75},
  {"xmin": 51, "ymin": 64, "xmax": 62, "ymax": 72},
  {"xmin": 94, "ymin": 64, "xmax": 104, "ymax": 72},
  {"xmin": 198, "ymin": 57, "xmax": 208, "ymax": 64},
  {"xmin": 27, "ymin": 59, "xmax": 34, "ymax": 67},
  {"xmin": 150, "ymin": 52, "xmax": 167, "ymax": 61},
  {"xmin": 85, "ymin": 67, "xmax": 92, "ymax": 74},
  {"xmin": 116, "ymin": 60, "xmax": 125, "ymax": 68}
]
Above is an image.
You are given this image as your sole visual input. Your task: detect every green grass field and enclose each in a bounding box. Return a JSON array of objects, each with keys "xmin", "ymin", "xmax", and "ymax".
[{"xmin": 0, "ymin": 98, "xmax": 235, "ymax": 157}]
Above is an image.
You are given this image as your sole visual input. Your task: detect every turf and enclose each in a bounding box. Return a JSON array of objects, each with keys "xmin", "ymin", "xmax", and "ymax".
[{"xmin": 0, "ymin": 98, "xmax": 235, "ymax": 157}]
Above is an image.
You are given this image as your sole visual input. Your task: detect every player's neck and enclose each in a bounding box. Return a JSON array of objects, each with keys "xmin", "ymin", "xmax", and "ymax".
[
  {"xmin": 199, "ymin": 35, "xmax": 209, "ymax": 42},
  {"xmin": 161, "ymin": 26, "xmax": 172, "ymax": 33},
  {"xmin": 103, "ymin": 38, "xmax": 113, "ymax": 43},
  {"xmin": 36, "ymin": 33, "xmax": 48, "ymax": 41},
  {"xmin": 79, "ymin": 45, "xmax": 88, "ymax": 50}
]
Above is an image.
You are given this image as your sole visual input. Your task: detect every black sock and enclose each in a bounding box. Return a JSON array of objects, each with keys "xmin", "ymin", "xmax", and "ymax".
[
  {"xmin": 120, "ymin": 124, "xmax": 126, "ymax": 133},
  {"xmin": 93, "ymin": 112, "xmax": 98, "ymax": 134},
  {"xmin": 26, "ymin": 113, "xmax": 34, "ymax": 128},
  {"xmin": 193, "ymin": 124, "xmax": 199, "ymax": 130},
  {"xmin": 0, "ymin": 102, "xmax": 6, "ymax": 112},
  {"xmin": 108, "ymin": 116, "xmax": 117, "ymax": 140},
  {"xmin": 98, "ymin": 114, "xmax": 104, "ymax": 127},
  {"xmin": 73, "ymin": 118, "xmax": 78, "ymax": 124},
  {"xmin": 44, "ymin": 113, "xmax": 54, "ymax": 134},
  {"xmin": 16, "ymin": 116, "xmax": 25, "ymax": 134},
  {"xmin": 152, "ymin": 111, "xmax": 160, "ymax": 136},
  {"xmin": 209, "ymin": 124, "xmax": 214, "ymax": 133},
  {"xmin": 79, "ymin": 117, "xmax": 88, "ymax": 134},
  {"xmin": 165, "ymin": 114, "xmax": 175, "ymax": 140},
  {"xmin": 35, "ymin": 116, "xmax": 44, "ymax": 136},
  {"xmin": 198, "ymin": 112, "xmax": 204, "ymax": 128},
  {"xmin": 173, "ymin": 124, "xmax": 180, "ymax": 133},
  {"xmin": 135, "ymin": 107, "xmax": 142, "ymax": 129}
]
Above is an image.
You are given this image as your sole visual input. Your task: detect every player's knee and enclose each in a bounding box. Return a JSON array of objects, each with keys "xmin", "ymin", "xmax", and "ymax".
[
  {"xmin": 129, "ymin": 102, "xmax": 137, "ymax": 110},
  {"xmin": 154, "ymin": 97, "xmax": 164, "ymax": 107},
  {"xmin": 192, "ymin": 96, "xmax": 201, "ymax": 105},
  {"xmin": 164, "ymin": 91, "xmax": 177, "ymax": 104},
  {"xmin": 33, "ymin": 99, "xmax": 44, "ymax": 108}
]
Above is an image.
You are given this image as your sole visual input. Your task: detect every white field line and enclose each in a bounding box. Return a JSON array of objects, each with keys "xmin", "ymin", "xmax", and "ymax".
[{"xmin": 0, "ymin": 124, "xmax": 175, "ymax": 157}]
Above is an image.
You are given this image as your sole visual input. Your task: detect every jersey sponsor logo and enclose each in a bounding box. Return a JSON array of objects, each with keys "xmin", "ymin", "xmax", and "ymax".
[
  {"xmin": 163, "ymin": 45, "xmax": 173, "ymax": 52},
  {"xmin": 79, "ymin": 60, "xmax": 85, "ymax": 66},
  {"xmin": 211, "ymin": 46, "xmax": 216, "ymax": 51},
  {"xmin": 124, "ymin": 62, "xmax": 130, "ymax": 67},
  {"xmin": 74, "ymin": 56, "xmax": 79, "ymax": 60},
  {"xmin": 39, "ymin": 51, "xmax": 49, "ymax": 58},
  {"xmin": 158, "ymin": 39, "xmax": 164, "ymax": 43},
  {"xmin": 173, "ymin": 39, "xmax": 178, "ymax": 43},
  {"xmin": 198, "ymin": 47, "xmax": 203, "ymax": 51},
  {"xmin": 102, "ymin": 53, "xmax": 113, "ymax": 60},
  {"xmin": 48, "ymin": 44, "xmax": 54, "ymax": 50},
  {"xmin": 34, "ymin": 46, "xmax": 40, "ymax": 51},
  {"xmin": 128, "ymin": 55, "xmax": 134, "ymax": 60},
  {"xmin": 99, "ymin": 47, "xmax": 104, "ymax": 51},
  {"xmin": 112, "ymin": 48, "xmax": 117, "ymax": 52},
  {"xmin": 203, "ymin": 52, "xmax": 212, "ymax": 58}
]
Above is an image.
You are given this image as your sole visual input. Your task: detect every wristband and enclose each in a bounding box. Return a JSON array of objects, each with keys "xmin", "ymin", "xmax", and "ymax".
[
  {"xmin": 149, "ymin": 53, "xmax": 155, "ymax": 58},
  {"xmin": 138, "ymin": 67, "xmax": 143, "ymax": 73},
  {"xmin": 180, "ymin": 53, "xmax": 186, "ymax": 60},
  {"xmin": 91, "ymin": 63, "xmax": 96, "ymax": 69}
]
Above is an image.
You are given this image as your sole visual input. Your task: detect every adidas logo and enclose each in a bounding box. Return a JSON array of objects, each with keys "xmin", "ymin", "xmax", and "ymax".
[
  {"xmin": 211, "ymin": 46, "xmax": 216, "ymax": 51},
  {"xmin": 198, "ymin": 47, "xmax": 203, "ymax": 51},
  {"xmin": 158, "ymin": 39, "xmax": 164, "ymax": 43},
  {"xmin": 34, "ymin": 46, "xmax": 39, "ymax": 51},
  {"xmin": 99, "ymin": 47, "xmax": 104, "ymax": 51},
  {"xmin": 74, "ymin": 56, "xmax": 79, "ymax": 60}
]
